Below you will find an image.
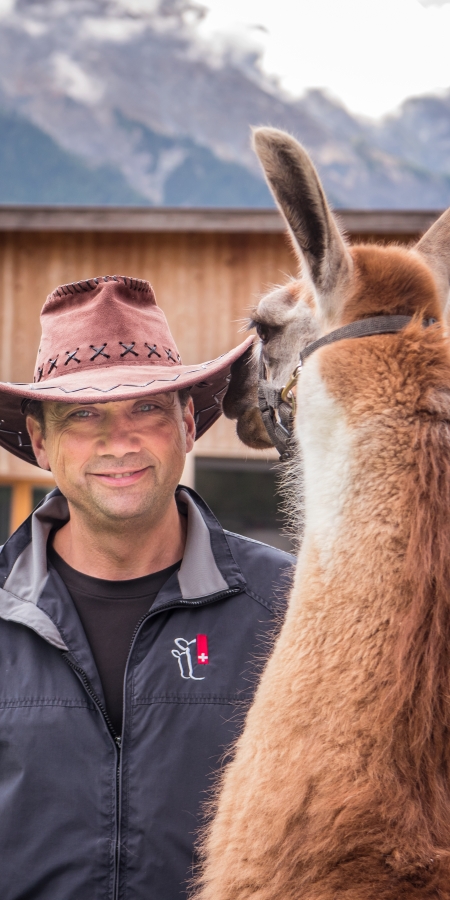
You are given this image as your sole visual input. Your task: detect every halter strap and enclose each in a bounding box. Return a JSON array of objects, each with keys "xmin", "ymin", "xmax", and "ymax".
[
  {"xmin": 257, "ymin": 353, "xmax": 293, "ymax": 461},
  {"xmin": 257, "ymin": 313, "xmax": 439, "ymax": 461},
  {"xmin": 299, "ymin": 315, "xmax": 436, "ymax": 365}
]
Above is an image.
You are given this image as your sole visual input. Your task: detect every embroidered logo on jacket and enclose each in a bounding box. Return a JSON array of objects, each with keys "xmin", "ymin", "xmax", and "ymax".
[{"xmin": 171, "ymin": 635, "xmax": 209, "ymax": 680}]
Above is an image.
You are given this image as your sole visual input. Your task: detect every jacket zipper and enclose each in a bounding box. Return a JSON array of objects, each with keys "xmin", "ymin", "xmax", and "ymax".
[
  {"xmin": 126, "ymin": 586, "xmax": 242, "ymax": 657},
  {"xmin": 63, "ymin": 585, "xmax": 241, "ymax": 900},
  {"xmin": 114, "ymin": 585, "xmax": 241, "ymax": 897},
  {"xmin": 61, "ymin": 654, "xmax": 122, "ymax": 900},
  {"xmin": 62, "ymin": 654, "xmax": 121, "ymax": 747}
]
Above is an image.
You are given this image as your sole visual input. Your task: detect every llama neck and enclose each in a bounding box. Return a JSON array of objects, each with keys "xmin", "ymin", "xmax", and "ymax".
[
  {"xmin": 296, "ymin": 358, "xmax": 413, "ymax": 579},
  {"xmin": 291, "ymin": 357, "xmax": 450, "ymax": 778}
]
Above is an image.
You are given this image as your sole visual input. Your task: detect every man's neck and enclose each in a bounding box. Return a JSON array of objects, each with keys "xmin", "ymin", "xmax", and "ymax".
[{"xmin": 52, "ymin": 498, "xmax": 186, "ymax": 580}]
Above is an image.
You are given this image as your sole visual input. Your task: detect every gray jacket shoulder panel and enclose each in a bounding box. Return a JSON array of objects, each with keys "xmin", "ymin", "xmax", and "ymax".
[{"xmin": 222, "ymin": 529, "xmax": 295, "ymax": 614}]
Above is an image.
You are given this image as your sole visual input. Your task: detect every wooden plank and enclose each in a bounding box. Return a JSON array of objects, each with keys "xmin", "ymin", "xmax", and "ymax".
[
  {"xmin": 335, "ymin": 210, "xmax": 442, "ymax": 236},
  {"xmin": 0, "ymin": 207, "xmax": 284, "ymax": 233},
  {"xmin": 0, "ymin": 207, "xmax": 443, "ymax": 235}
]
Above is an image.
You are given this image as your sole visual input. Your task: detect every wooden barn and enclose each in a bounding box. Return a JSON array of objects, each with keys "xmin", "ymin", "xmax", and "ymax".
[{"xmin": 0, "ymin": 207, "xmax": 441, "ymax": 547}]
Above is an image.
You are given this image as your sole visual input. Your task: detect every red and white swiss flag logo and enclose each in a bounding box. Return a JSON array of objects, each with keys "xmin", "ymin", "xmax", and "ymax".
[{"xmin": 196, "ymin": 634, "xmax": 209, "ymax": 665}]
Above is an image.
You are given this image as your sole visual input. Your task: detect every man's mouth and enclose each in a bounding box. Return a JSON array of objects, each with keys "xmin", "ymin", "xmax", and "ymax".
[{"xmin": 91, "ymin": 467, "xmax": 150, "ymax": 485}]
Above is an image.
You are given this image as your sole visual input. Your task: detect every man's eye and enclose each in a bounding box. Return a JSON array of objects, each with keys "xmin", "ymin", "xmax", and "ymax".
[
  {"xmin": 71, "ymin": 409, "xmax": 92, "ymax": 418},
  {"xmin": 137, "ymin": 403, "xmax": 157, "ymax": 412}
]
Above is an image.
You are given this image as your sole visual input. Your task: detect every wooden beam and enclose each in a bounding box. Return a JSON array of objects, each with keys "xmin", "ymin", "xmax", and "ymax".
[
  {"xmin": 0, "ymin": 207, "xmax": 443, "ymax": 235},
  {"xmin": 10, "ymin": 480, "xmax": 32, "ymax": 533}
]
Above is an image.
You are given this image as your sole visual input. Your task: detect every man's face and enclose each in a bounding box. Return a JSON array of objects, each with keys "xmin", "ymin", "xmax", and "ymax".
[{"xmin": 26, "ymin": 393, "xmax": 195, "ymax": 529}]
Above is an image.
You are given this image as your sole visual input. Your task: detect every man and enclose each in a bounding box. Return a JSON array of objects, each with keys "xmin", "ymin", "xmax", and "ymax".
[{"xmin": 0, "ymin": 275, "xmax": 293, "ymax": 900}]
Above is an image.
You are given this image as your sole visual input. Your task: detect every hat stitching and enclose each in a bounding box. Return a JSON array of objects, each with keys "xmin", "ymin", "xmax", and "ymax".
[
  {"xmin": 90, "ymin": 344, "xmax": 110, "ymax": 361},
  {"xmin": 119, "ymin": 342, "xmax": 139, "ymax": 358},
  {"xmin": 37, "ymin": 342, "xmax": 183, "ymax": 380},
  {"xmin": 33, "ymin": 357, "xmax": 219, "ymax": 387},
  {"xmin": 26, "ymin": 371, "xmax": 209, "ymax": 394},
  {"xmin": 0, "ymin": 422, "xmax": 30, "ymax": 448},
  {"xmin": 145, "ymin": 343, "xmax": 161, "ymax": 359},
  {"xmin": 64, "ymin": 350, "xmax": 81, "ymax": 366},
  {"xmin": 36, "ymin": 341, "xmax": 180, "ymax": 377},
  {"xmin": 164, "ymin": 348, "xmax": 181, "ymax": 363},
  {"xmin": 49, "ymin": 275, "xmax": 152, "ymax": 303}
]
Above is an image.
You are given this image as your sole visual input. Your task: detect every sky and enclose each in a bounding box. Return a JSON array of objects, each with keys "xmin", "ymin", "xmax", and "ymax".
[
  {"xmin": 198, "ymin": 0, "xmax": 450, "ymax": 118},
  {"xmin": 0, "ymin": 0, "xmax": 448, "ymax": 119}
]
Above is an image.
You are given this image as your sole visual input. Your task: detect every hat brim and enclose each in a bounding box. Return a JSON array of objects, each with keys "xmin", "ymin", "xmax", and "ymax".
[{"xmin": 0, "ymin": 336, "xmax": 254, "ymax": 466}]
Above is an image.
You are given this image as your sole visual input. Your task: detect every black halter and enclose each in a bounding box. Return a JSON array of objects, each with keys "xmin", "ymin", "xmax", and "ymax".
[{"xmin": 257, "ymin": 314, "xmax": 438, "ymax": 461}]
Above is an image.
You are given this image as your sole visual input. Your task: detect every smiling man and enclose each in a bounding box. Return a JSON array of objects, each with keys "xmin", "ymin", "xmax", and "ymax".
[{"xmin": 0, "ymin": 275, "xmax": 293, "ymax": 900}]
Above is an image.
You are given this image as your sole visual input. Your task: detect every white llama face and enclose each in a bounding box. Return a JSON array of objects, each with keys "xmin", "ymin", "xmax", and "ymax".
[
  {"xmin": 222, "ymin": 280, "xmax": 320, "ymax": 450},
  {"xmin": 252, "ymin": 283, "xmax": 320, "ymax": 388}
]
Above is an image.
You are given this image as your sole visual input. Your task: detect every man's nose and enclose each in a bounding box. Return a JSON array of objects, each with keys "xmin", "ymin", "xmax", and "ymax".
[{"xmin": 97, "ymin": 415, "xmax": 141, "ymax": 453}]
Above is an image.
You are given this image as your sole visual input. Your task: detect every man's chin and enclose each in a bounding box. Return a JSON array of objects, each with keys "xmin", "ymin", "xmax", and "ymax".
[
  {"xmin": 66, "ymin": 487, "xmax": 160, "ymax": 525},
  {"xmin": 61, "ymin": 470, "xmax": 180, "ymax": 526},
  {"xmin": 93, "ymin": 495, "xmax": 159, "ymax": 522}
]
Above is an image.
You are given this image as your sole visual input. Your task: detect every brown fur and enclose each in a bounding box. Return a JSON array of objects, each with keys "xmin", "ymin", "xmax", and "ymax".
[
  {"xmin": 191, "ymin": 129, "xmax": 450, "ymax": 900},
  {"xmin": 343, "ymin": 245, "xmax": 442, "ymax": 324}
]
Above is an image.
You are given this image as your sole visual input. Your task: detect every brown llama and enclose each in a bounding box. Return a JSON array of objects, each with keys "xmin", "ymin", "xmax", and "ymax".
[{"xmin": 191, "ymin": 128, "xmax": 450, "ymax": 900}]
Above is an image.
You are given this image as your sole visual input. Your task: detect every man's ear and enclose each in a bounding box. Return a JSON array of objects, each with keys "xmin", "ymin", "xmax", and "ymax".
[
  {"xmin": 183, "ymin": 397, "xmax": 196, "ymax": 453},
  {"xmin": 26, "ymin": 416, "xmax": 51, "ymax": 471}
]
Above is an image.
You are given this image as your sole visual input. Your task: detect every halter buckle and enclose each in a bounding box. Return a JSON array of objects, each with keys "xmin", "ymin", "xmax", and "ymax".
[{"xmin": 280, "ymin": 363, "xmax": 302, "ymax": 409}]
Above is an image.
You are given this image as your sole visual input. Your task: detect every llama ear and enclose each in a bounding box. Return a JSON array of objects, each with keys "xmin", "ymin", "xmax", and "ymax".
[
  {"xmin": 416, "ymin": 208, "xmax": 450, "ymax": 312},
  {"xmin": 253, "ymin": 127, "xmax": 352, "ymax": 321}
]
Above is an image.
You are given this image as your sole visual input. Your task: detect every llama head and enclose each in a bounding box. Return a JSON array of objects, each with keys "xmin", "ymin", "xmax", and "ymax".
[{"xmin": 223, "ymin": 127, "xmax": 450, "ymax": 450}]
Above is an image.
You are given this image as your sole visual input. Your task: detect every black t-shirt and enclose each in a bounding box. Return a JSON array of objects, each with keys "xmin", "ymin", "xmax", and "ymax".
[{"xmin": 48, "ymin": 545, "xmax": 180, "ymax": 735}]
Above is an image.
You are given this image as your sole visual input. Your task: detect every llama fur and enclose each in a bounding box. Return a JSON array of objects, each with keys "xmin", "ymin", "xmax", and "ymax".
[{"xmin": 192, "ymin": 129, "xmax": 450, "ymax": 900}]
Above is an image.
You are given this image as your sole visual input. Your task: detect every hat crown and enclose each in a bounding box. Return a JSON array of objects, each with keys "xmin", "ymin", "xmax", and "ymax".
[{"xmin": 35, "ymin": 275, "xmax": 182, "ymax": 383}]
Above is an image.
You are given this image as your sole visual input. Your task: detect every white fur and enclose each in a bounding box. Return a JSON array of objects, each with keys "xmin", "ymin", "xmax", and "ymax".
[{"xmin": 296, "ymin": 354, "xmax": 354, "ymax": 571}]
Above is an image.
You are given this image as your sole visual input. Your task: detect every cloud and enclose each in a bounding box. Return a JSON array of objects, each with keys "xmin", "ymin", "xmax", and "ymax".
[
  {"xmin": 51, "ymin": 52, "xmax": 104, "ymax": 104},
  {"xmin": 0, "ymin": 0, "xmax": 14, "ymax": 16},
  {"xmin": 82, "ymin": 16, "xmax": 147, "ymax": 41},
  {"xmin": 418, "ymin": 0, "xmax": 450, "ymax": 6}
]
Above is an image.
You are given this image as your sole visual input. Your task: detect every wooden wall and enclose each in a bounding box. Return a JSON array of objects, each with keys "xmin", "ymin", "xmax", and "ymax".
[{"xmin": 0, "ymin": 208, "xmax": 440, "ymax": 489}]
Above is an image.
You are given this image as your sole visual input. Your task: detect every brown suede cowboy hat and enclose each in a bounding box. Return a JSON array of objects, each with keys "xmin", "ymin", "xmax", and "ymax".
[{"xmin": 0, "ymin": 274, "xmax": 253, "ymax": 467}]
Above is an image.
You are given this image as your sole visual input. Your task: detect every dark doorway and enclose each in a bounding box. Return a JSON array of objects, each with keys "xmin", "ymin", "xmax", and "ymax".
[
  {"xmin": 32, "ymin": 486, "xmax": 51, "ymax": 509},
  {"xmin": 0, "ymin": 486, "xmax": 12, "ymax": 543},
  {"xmin": 195, "ymin": 457, "xmax": 293, "ymax": 553}
]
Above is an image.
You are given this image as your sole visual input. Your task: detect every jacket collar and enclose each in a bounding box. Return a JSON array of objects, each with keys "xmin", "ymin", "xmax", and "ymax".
[{"xmin": 0, "ymin": 486, "xmax": 246, "ymax": 650}]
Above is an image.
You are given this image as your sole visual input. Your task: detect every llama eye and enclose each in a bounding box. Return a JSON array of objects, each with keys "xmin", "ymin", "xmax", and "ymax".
[{"xmin": 256, "ymin": 323, "xmax": 270, "ymax": 344}]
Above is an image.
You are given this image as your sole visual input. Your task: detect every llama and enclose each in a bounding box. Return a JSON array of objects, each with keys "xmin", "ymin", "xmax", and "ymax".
[{"xmin": 192, "ymin": 128, "xmax": 450, "ymax": 900}]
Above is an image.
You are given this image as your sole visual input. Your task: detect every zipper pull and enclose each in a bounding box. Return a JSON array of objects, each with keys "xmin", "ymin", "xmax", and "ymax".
[{"xmin": 115, "ymin": 736, "xmax": 121, "ymax": 749}]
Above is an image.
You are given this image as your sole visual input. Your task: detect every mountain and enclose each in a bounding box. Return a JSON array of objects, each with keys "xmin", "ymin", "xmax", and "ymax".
[
  {"xmin": 0, "ymin": 108, "xmax": 146, "ymax": 204},
  {"xmin": 0, "ymin": 0, "xmax": 449, "ymax": 208}
]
